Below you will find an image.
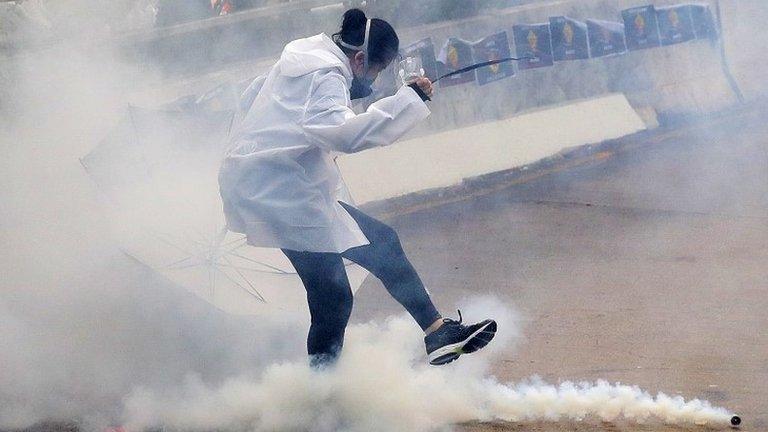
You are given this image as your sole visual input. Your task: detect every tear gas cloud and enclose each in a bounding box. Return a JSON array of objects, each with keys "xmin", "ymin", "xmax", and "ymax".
[
  {"xmin": 0, "ymin": 0, "xmax": 753, "ymax": 431},
  {"xmin": 120, "ymin": 303, "xmax": 732, "ymax": 432}
]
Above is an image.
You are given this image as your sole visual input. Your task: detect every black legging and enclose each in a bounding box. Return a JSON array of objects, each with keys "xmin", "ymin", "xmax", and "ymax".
[{"xmin": 282, "ymin": 201, "xmax": 442, "ymax": 364}]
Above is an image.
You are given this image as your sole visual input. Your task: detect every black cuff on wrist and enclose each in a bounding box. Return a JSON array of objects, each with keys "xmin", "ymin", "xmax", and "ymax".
[{"xmin": 408, "ymin": 82, "xmax": 431, "ymax": 102}]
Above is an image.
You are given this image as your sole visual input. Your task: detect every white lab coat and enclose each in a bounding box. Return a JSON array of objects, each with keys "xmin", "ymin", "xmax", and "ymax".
[{"xmin": 218, "ymin": 33, "xmax": 431, "ymax": 253}]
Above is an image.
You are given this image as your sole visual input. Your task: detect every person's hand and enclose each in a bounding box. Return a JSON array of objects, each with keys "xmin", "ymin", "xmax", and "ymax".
[{"xmin": 414, "ymin": 77, "xmax": 434, "ymax": 99}]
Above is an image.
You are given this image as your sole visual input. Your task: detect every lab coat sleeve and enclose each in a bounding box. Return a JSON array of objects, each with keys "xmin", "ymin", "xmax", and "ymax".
[{"xmin": 300, "ymin": 73, "xmax": 430, "ymax": 154}]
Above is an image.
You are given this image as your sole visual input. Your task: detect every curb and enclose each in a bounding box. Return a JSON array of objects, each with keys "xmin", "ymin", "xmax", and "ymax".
[{"xmin": 362, "ymin": 99, "xmax": 765, "ymax": 221}]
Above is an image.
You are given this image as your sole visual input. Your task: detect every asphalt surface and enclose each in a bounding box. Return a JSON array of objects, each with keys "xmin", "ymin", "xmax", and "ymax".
[{"xmin": 350, "ymin": 102, "xmax": 768, "ymax": 431}]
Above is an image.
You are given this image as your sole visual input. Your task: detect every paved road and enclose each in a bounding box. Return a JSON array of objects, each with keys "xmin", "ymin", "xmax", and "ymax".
[{"xmin": 351, "ymin": 102, "xmax": 768, "ymax": 431}]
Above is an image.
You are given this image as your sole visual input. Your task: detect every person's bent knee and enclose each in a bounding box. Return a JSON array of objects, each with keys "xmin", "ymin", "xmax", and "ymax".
[
  {"xmin": 371, "ymin": 224, "xmax": 407, "ymax": 260},
  {"xmin": 376, "ymin": 223, "xmax": 400, "ymax": 244}
]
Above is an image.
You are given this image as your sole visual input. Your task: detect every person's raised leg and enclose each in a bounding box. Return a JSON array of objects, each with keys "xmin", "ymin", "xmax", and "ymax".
[
  {"xmin": 337, "ymin": 201, "xmax": 497, "ymax": 366},
  {"xmin": 282, "ymin": 248, "xmax": 353, "ymax": 367},
  {"xmin": 338, "ymin": 201, "xmax": 441, "ymax": 331}
]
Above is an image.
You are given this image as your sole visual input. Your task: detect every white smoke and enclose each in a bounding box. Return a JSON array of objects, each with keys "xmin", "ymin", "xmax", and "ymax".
[
  {"xmin": 0, "ymin": 2, "xmax": 740, "ymax": 431},
  {"xmin": 119, "ymin": 303, "xmax": 732, "ymax": 432}
]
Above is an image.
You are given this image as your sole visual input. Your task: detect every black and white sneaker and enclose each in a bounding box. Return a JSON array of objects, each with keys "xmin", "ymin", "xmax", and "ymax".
[{"xmin": 424, "ymin": 310, "xmax": 497, "ymax": 366}]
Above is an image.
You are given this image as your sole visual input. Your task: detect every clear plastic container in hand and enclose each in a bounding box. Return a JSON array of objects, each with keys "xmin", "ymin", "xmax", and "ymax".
[{"xmin": 397, "ymin": 57, "xmax": 425, "ymax": 86}]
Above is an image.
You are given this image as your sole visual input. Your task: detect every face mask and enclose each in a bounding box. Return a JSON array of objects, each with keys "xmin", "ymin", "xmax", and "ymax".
[
  {"xmin": 349, "ymin": 75, "xmax": 374, "ymax": 100},
  {"xmin": 337, "ymin": 19, "xmax": 373, "ymax": 100}
]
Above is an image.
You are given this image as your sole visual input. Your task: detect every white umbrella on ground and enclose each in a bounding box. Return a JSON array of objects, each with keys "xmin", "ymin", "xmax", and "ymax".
[{"xmin": 82, "ymin": 104, "xmax": 369, "ymax": 316}]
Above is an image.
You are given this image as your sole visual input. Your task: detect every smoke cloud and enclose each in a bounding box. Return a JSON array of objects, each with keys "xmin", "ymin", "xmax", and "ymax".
[
  {"xmin": 120, "ymin": 308, "xmax": 731, "ymax": 432},
  {"xmin": 0, "ymin": 1, "xmax": 743, "ymax": 431}
]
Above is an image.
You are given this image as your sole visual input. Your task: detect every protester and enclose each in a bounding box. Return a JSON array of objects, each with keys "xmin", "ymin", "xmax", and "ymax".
[{"xmin": 218, "ymin": 8, "xmax": 497, "ymax": 367}]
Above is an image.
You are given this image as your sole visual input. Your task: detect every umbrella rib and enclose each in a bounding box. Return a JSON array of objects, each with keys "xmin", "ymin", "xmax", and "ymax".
[
  {"xmin": 180, "ymin": 231, "xmax": 213, "ymax": 249},
  {"xmin": 152, "ymin": 230, "xmax": 220, "ymax": 266},
  {"xmin": 220, "ymin": 235, "xmax": 247, "ymax": 247},
  {"xmin": 225, "ymin": 251, "xmax": 293, "ymax": 274},
  {"xmin": 163, "ymin": 261, "xmax": 207, "ymax": 271},
  {"xmin": 217, "ymin": 256, "xmax": 267, "ymax": 303},
  {"xmin": 152, "ymin": 231, "xmax": 196, "ymax": 257},
  {"xmin": 214, "ymin": 262, "xmax": 287, "ymax": 275},
  {"xmin": 212, "ymin": 226, "xmax": 229, "ymax": 249},
  {"xmin": 194, "ymin": 227, "xmax": 213, "ymax": 249},
  {"xmin": 215, "ymin": 267, "xmax": 258, "ymax": 299},
  {"xmin": 220, "ymin": 238, "xmax": 249, "ymax": 254},
  {"xmin": 162, "ymin": 255, "xmax": 195, "ymax": 269}
]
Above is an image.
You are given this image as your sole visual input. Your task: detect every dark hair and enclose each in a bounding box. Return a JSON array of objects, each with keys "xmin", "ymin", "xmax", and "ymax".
[{"xmin": 334, "ymin": 8, "xmax": 399, "ymax": 67}]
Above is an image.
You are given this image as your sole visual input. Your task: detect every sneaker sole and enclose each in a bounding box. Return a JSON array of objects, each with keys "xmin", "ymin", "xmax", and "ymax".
[{"xmin": 428, "ymin": 320, "xmax": 497, "ymax": 366}]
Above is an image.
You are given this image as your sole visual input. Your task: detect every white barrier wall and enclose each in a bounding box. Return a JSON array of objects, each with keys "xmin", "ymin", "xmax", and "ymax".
[
  {"xmin": 392, "ymin": 0, "xmax": 738, "ymax": 139},
  {"xmin": 338, "ymin": 93, "xmax": 646, "ymax": 204},
  {"xmin": 335, "ymin": 0, "xmax": 768, "ymax": 206},
  {"xmin": 113, "ymin": 0, "xmax": 765, "ymax": 208}
]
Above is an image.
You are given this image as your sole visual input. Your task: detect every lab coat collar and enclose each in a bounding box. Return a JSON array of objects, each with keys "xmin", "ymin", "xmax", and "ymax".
[{"xmin": 279, "ymin": 33, "xmax": 354, "ymax": 86}]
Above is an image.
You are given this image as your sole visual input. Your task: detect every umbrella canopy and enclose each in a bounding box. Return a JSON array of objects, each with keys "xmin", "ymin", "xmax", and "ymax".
[{"xmin": 82, "ymin": 104, "xmax": 369, "ymax": 316}]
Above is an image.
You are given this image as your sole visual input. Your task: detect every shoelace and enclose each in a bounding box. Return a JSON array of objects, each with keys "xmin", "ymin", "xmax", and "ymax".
[{"xmin": 442, "ymin": 309, "xmax": 463, "ymax": 325}]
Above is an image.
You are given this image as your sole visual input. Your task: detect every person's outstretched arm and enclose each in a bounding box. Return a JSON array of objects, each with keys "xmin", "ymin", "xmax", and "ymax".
[{"xmin": 301, "ymin": 73, "xmax": 430, "ymax": 154}]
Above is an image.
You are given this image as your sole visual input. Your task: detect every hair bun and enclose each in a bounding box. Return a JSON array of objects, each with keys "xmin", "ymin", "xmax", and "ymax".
[
  {"xmin": 335, "ymin": 8, "xmax": 398, "ymax": 66},
  {"xmin": 342, "ymin": 8, "xmax": 367, "ymax": 33}
]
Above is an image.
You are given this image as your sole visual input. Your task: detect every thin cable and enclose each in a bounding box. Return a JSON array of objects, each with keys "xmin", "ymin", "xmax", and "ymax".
[{"xmin": 434, "ymin": 56, "xmax": 532, "ymax": 82}]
